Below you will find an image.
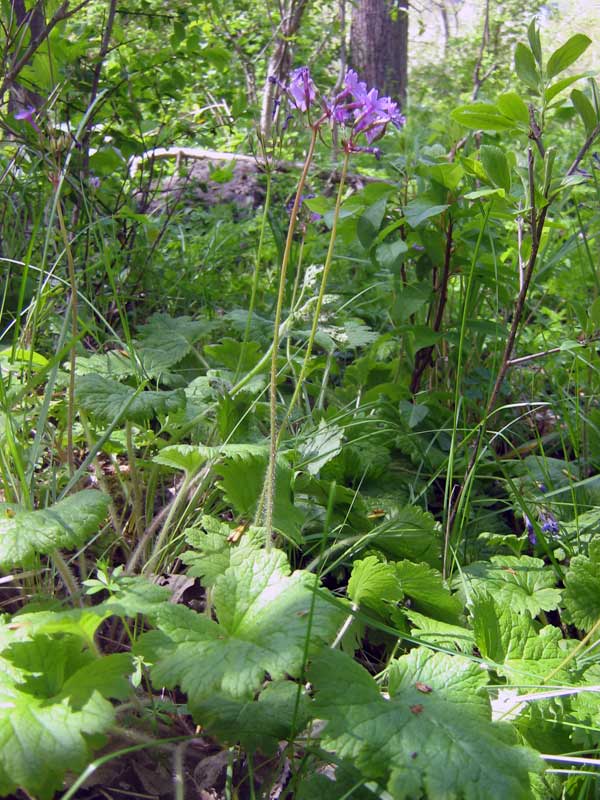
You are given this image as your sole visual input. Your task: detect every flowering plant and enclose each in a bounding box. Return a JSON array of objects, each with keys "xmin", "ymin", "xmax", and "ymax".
[
  {"xmin": 261, "ymin": 66, "xmax": 405, "ymax": 534},
  {"xmin": 287, "ymin": 66, "xmax": 405, "ymax": 153}
]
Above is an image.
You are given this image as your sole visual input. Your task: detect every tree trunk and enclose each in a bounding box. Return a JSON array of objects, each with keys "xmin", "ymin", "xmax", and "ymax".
[
  {"xmin": 259, "ymin": 0, "xmax": 310, "ymax": 141},
  {"xmin": 350, "ymin": 0, "xmax": 408, "ymax": 106}
]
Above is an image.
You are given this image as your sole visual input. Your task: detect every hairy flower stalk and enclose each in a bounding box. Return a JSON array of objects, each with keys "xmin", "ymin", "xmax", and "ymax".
[
  {"xmin": 264, "ymin": 125, "xmax": 319, "ymax": 541},
  {"xmin": 263, "ymin": 66, "xmax": 404, "ymax": 540}
]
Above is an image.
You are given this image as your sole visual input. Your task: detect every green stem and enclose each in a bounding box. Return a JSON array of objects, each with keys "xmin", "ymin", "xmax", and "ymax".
[
  {"xmin": 278, "ymin": 148, "xmax": 351, "ymax": 443},
  {"xmin": 264, "ymin": 126, "xmax": 319, "ymax": 540},
  {"xmin": 55, "ymin": 199, "xmax": 77, "ymax": 479},
  {"xmin": 235, "ymin": 168, "xmax": 273, "ymax": 381}
]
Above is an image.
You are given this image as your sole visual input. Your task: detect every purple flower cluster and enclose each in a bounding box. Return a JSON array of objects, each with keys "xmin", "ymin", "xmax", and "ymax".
[
  {"xmin": 287, "ymin": 66, "xmax": 405, "ymax": 148},
  {"xmin": 288, "ymin": 67, "xmax": 317, "ymax": 113},
  {"xmin": 14, "ymin": 105, "xmax": 40, "ymax": 133}
]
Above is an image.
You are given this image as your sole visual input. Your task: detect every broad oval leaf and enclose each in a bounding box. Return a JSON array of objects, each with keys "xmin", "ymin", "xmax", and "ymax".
[
  {"xmin": 496, "ymin": 92, "xmax": 529, "ymax": 124},
  {"xmin": 571, "ymin": 88, "xmax": 597, "ymax": 135},
  {"xmin": 480, "ymin": 145, "xmax": 511, "ymax": 193},
  {"xmin": 547, "ymin": 34, "xmax": 592, "ymax": 80},
  {"xmin": 451, "ymin": 103, "xmax": 516, "ymax": 132},
  {"xmin": 76, "ymin": 374, "xmax": 185, "ymax": 423},
  {"xmin": 514, "ymin": 43, "xmax": 540, "ymax": 91}
]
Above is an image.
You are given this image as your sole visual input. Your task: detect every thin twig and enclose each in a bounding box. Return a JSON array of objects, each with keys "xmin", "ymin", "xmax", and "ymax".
[
  {"xmin": 0, "ymin": 0, "xmax": 91, "ymax": 98},
  {"xmin": 566, "ymin": 121, "xmax": 600, "ymax": 177},
  {"xmin": 410, "ymin": 218, "xmax": 453, "ymax": 393}
]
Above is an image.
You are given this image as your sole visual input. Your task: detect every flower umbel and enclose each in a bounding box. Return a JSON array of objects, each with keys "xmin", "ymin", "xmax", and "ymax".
[{"xmin": 329, "ymin": 69, "xmax": 405, "ymax": 145}]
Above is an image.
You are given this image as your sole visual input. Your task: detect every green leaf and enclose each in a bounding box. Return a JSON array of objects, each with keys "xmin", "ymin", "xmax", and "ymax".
[
  {"xmin": 547, "ymin": 34, "xmax": 591, "ymax": 80},
  {"xmin": 472, "ymin": 596, "xmax": 574, "ymax": 685},
  {"xmin": 496, "ymin": 92, "xmax": 529, "ymax": 124},
  {"xmin": 418, "ymin": 162, "xmax": 464, "ymax": 191},
  {"xmin": 372, "ymin": 505, "xmax": 442, "ymax": 568},
  {"xmin": 395, "ymin": 561, "xmax": 462, "ymax": 623},
  {"xmin": 348, "ymin": 556, "xmax": 403, "ymax": 617},
  {"xmin": 527, "ymin": 19, "xmax": 542, "ymax": 65},
  {"xmin": 480, "ymin": 145, "xmax": 511, "ymax": 193},
  {"xmin": 570, "ymin": 664, "xmax": 600, "ymax": 747},
  {"xmin": 410, "ymin": 325, "xmax": 443, "ymax": 349},
  {"xmin": 562, "ymin": 541, "xmax": 600, "ymax": 631},
  {"xmin": 589, "ymin": 296, "xmax": 600, "ymax": 328},
  {"xmin": 452, "ymin": 103, "xmax": 517, "ymax": 131},
  {"xmin": 193, "ymin": 680, "xmax": 310, "ymax": 754},
  {"xmin": 357, "ymin": 195, "xmax": 389, "ymax": 250},
  {"xmin": 182, "ymin": 515, "xmax": 264, "ymax": 588},
  {"xmin": 75, "ymin": 351, "xmax": 135, "ymax": 380},
  {"xmin": 153, "ymin": 443, "xmax": 208, "ymax": 473},
  {"xmin": 135, "ymin": 313, "xmax": 209, "ymax": 378},
  {"xmin": 375, "ymin": 238, "xmax": 408, "ymax": 269},
  {"xmin": 204, "ymin": 338, "xmax": 263, "ymax": 372},
  {"xmin": 514, "ymin": 43, "xmax": 540, "ymax": 90},
  {"xmin": 0, "ymin": 628, "xmax": 132, "ymax": 800},
  {"xmin": 398, "ymin": 400, "xmax": 429, "ymax": 429},
  {"xmin": 457, "ymin": 555, "xmax": 561, "ymax": 618},
  {"xmin": 571, "ymin": 88, "xmax": 597, "ymax": 135},
  {"xmin": 464, "ymin": 187, "xmax": 506, "ymax": 201},
  {"xmin": 138, "ymin": 548, "xmax": 342, "ymax": 702},
  {"xmin": 405, "ymin": 610, "xmax": 475, "ymax": 654},
  {"xmin": 0, "ymin": 491, "xmax": 109, "ymax": 568},
  {"xmin": 0, "ymin": 688, "xmax": 114, "ymax": 799},
  {"xmin": 300, "ymin": 420, "xmax": 344, "ymax": 476},
  {"xmin": 310, "ymin": 648, "xmax": 541, "ymax": 800},
  {"xmin": 76, "ymin": 374, "xmax": 185, "ymax": 423},
  {"xmin": 392, "ymin": 283, "xmax": 431, "ymax": 321},
  {"xmin": 545, "ymin": 73, "xmax": 587, "ymax": 103},
  {"xmin": 403, "ymin": 200, "xmax": 449, "ymax": 228},
  {"xmin": 217, "ymin": 452, "xmax": 305, "ymax": 543}
]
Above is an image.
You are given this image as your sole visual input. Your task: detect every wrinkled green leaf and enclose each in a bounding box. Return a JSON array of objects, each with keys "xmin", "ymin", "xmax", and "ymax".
[
  {"xmin": 182, "ymin": 515, "xmax": 264, "ymax": 588},
  {"xmin": 0, "ymin": 491, "xmax": 109, "ymax": 568},
  {"xmin": 563, "ymin": 541, "xmax": 600, "ymax": 631},
  {"xmin": 138, "ymin": 548, "xmax": 342, "ymax": 702},
  {"xmin": 348, "ymin": 556, "xmax": 403, "ymax": 617},
  {"xmin": 310, "ymin": 648, "xmax": 541, "ymax": 800},
  {"xmin": 77, "ymin": 374, "xmax": 185, "ymax": 423},
  {"xmin": 472, "ymin": 596, "xmax": 574, "ymax": 685},
  {"xmin": 458, "ymin": 555, "xmax": 561, "ymax": 618}
]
